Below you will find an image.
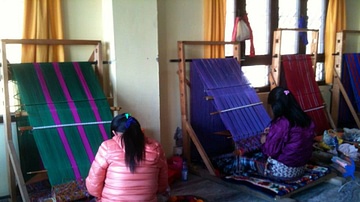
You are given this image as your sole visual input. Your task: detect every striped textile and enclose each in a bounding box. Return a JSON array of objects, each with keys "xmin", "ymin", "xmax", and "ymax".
[
  {"xmin": 190, "ymin": 58, "xmax": 270, "ymax": 157},
  {"xmin": 11, "ymin": 62, "xmax": 112, "ymax": 186},
  {"xmin": 338, "ymin": 53, "xmax": 360, "ymax": 128},
  {"xmin": 344, "ymin": 53, "xmax": 360, "ymax": 109},
  {"xmin": 281, "ymin": 55, "xmax": 330, "ymax": 135}
]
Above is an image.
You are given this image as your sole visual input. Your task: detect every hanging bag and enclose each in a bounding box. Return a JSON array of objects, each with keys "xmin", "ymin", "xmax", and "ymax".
[
  {"xmin": 232, "ymin": 17, "xmax": 251, "ymax": 41},
  {"xmin": 231, "ymin": 14, "xmax": 255, "ymax": 57}
]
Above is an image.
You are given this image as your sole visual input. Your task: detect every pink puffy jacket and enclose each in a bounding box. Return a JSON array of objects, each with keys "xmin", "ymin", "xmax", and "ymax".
[{"xmin": 86, "ymin": 135, "xmax": 168, "ymax": 202}]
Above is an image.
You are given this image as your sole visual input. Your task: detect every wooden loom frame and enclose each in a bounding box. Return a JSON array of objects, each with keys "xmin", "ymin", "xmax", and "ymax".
[
  {"xmin": 177, "ymin": 39, "xmax": 337, "ymax": 201},
  {"xmin": 0, "ymin": 39, "xmax": 109, "ymax": 202},
  {"xmin": 270, "ymin": 28, "xmax": 336, "ymax": 130},
  {"xmin": 177, "ymin": 41, "xmax": 241, "ymax": 176},
  {"xmin": 330, "ymin": 30, "xmax": 360, "ymax": 128},
  {"xmin": 267, "ymin": 29, "xmax": 338, "ymax": 199},
  {"xmin": 270, "ymin": 29, "xmax": 319, "ymax": 89}
]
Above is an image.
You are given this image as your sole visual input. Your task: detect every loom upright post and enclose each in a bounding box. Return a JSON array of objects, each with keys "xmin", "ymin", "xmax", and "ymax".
[
  {"xmin": 270, "ymin": 30, "xmax": 282, "ymax": 90},
  {"xmin": 330, "ymin": 32, "xmax": 343, "ymax": 126},
  {"xmin": 177, "ymin": 41, "xmax": 190, "ymax": 163},
  {"xmin": 310, "ymin": 31, "xmax": 319, "ymax": 72},
  {"xmin": 1, "ymin": 40, "xmax": 30, "ymax": 201},
  {"xmin": 330, "ymin": 30, "xmax": 360, "ymax": 128},
  {"xmin": 1, "ymin": 39, "xmax": 14, "ymax": 201},
  {"xmin": 177, "ymin": 41, "xmax": 241, "ymax": 176}
]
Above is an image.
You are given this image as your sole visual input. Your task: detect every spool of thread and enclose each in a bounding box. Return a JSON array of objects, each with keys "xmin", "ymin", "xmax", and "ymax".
[
  {"xmin": 181, "ymin": 159, "xmax": 188, "ymax": 181},
  {"xmin": 331, "ymin": 156, "xmax": 348, "ymax": 168}
]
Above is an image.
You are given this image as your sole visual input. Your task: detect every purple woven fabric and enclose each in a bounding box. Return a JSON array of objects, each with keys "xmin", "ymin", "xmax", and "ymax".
[{"xmin": 190, "ymin": 58, "xmax": 270, "ymax": 154}]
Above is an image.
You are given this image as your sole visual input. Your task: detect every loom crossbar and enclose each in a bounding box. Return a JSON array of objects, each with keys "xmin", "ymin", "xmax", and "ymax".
[
  {"xmin": 20, "ymin": 120, "xmax": 112, "ymax": 131},
  {"xmin": 210, "ymin": 102, "xmax": 263, "ymax": 115}
]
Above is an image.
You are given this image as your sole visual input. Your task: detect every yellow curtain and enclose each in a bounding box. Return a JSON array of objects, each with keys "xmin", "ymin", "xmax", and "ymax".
[
  {"xmin": 22, "ymin": 0, "xmax": 65, "ymax": 62},
  {"xmin": 324, "ymin": 0, "xmax": 346, "ymax": 84},
  {"xmin": 204, "ymin": 0, "xmax": 226, "ymax": 58}
]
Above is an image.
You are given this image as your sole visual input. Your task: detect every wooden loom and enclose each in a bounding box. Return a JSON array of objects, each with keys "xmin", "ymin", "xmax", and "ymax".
[
  {"xmin": 270, "ymin": 29, "xmax": 319, "ymax": 90},
  {"xmin": 176, "ymin": 40, "xmax": 337, "ymax": 201},
  {"xmin": 330, "ymin": 30, "xmax": 360, "ymax": 128},
  {"xmin": 270, "ymin": 28, "xmax": 336, "ymax": 132},
  {"xmin": 177, "ymin": 41, "xmax": 241, "ymax": 176},
  {"xmin": 0, "ymin": 39, "xmax": 116, "ymax": 202}
]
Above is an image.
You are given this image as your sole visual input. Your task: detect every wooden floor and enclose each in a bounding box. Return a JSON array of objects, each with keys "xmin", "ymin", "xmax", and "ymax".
[{"xmin": 169, "ymin": 171, "xmax": 360, "ymax": 202}]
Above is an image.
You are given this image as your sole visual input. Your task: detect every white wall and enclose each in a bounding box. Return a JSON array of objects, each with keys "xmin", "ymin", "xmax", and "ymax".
[
  {"xmin": 346, "ymin": 0, "xmax": 360, "ymax": 52},
  {"xmin": 111, "ymin": 0, "xmax": 161, "ymax": 142},
  {"xmin": 347, "ymin": 0, "xmax": 360, "ymax": 30},
  {"xmin": 157, "ymin": 0, "xmax": 204, "ymax": 156},
  {"xmin": 62, "ymin": 0, "xmax": 103, "ymax": 61}
]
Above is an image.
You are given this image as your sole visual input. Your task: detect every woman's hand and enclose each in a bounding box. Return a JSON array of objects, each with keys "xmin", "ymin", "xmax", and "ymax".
[
  {"xmin": 260, "ymin": 133, "xmax": 267, "ymax": 144},
  {"xmin": 233, "ymin": 148, "xmax": 244, "ymax": 156},
  {"xmin": 260, "ymin": 127, "xmax": 269, "ymax": 144}
]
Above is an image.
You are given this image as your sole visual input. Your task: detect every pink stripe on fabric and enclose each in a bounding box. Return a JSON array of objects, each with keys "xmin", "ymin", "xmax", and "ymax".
[
  {"xmin": 73, "ymin": 62, "xmax": 108, "ymax": 140},
  {"xmin": 52, "ymin": 63, "xmax": 95, "ymax": 162},
  {"xmin": 34, "ymin": 63, "xmax": 81, "ymax": 180}
]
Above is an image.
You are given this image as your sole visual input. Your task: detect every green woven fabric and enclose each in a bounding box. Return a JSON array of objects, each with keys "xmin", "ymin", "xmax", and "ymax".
[{"xmin": 11, "ymin": 62, "xmax": 112, "ymax": 185}]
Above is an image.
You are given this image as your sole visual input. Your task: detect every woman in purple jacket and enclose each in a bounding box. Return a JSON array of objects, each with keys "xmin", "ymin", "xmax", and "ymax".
[{"xmin": 234, "ymin": 87, "xmax": 315, "ymax": 181}]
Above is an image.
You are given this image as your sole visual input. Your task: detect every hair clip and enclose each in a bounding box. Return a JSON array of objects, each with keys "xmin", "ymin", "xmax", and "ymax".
[
  {"xmin": 125, "ymin": 117, "xmax": 136, "ymax": 129},
  {"xmin": 125, "ymin": 113, "xmax": 131, "ymax": 119},
  {"xmin": 284, "ymin": 90, "xmax": 290, "ymax": 95}
]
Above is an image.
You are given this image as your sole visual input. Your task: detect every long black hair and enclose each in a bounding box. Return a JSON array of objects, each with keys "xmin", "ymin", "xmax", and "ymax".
[
  {"xmin": 111, "ymin": 113, "xmax": 145, "ymax": 173},
  {"xmin": 267, "ymin": 87, "xmax": 312, "ymax": 128}
]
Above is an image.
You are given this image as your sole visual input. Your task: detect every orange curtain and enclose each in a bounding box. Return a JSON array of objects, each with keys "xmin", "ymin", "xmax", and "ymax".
[
  {"xmin": 204, "ymin": 0, "xmax": 226, "ymax": 58},
  {"xmin": 21, "ymin": 0, "xmax": 65, "ymax": 62},
  {"xmin": 324, "ymin": 0, "xmax": 346, "ymax": 84}
]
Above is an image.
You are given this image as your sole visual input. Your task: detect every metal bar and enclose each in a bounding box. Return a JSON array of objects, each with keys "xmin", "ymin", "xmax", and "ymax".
[
  {"xmin": 210, "ymin": 102, "xmax": 263, "ymax": 115},
  {"xmin": 170, "ymin": 57, "xmax": 244, "ymax": 63},
  {"xmin": 277, "ymin": 28, "xmax": 319, "ymax": 32},
  {"xmin": 303, "ymin": 105, "xmax": 324, "ymax": 113},
  {"xmin": 19, "ymin": 121, "xmax": 111, "ymax": 131}
]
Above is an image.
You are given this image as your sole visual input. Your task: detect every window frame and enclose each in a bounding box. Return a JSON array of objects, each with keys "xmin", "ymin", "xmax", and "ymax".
[{"xmin": 234, "ymin": 0, "xmax": 328, "ymax": 92}]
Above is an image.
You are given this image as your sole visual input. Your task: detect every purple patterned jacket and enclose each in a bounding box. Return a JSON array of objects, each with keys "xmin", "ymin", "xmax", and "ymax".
[{"xmin": 262, "ymin": 117, "xmax": 315, "ymax": 167}]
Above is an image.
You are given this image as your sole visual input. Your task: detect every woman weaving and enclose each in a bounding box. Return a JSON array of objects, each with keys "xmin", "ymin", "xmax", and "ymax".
[
  {"xmin": 217, "ymin": 87, "xmax": 315, "ymax": 181},
  {"xmin": 86, "ymin": 113, "xmax": 169, "ymax": 201}
]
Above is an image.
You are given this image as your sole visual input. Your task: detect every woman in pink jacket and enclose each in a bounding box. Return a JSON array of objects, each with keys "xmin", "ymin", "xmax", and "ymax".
[{"xmin": 86, "ymin": 113, "xmax": 168, "ymax": 202}]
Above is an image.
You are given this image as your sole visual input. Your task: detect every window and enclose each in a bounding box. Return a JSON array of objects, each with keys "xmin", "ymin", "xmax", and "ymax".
[
  {"xmin": 0, "ymin": 0, "xmax": 24, "ymax": 115},
  {"xmin": 227, "ymin": 0, "xmax": 327, "ymax": 90},
  {"xmin": 225, "ymin": 0, "xmax": 236, "ymax": 56}
]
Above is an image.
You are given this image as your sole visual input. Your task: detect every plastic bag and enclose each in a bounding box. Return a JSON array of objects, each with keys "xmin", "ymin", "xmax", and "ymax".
[
  {"xmin": 231, "ymin": 14, "xmax": 255, "ymax": 56},
  {"xmin": 232, "ymin": 17, "xmax": 250, "ymax": 41}
]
